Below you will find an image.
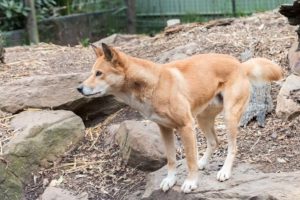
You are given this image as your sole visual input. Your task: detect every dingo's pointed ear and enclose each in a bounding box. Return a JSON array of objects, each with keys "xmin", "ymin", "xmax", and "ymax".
[
  {"xmin": 90, "ymin": 44, "xmax": 103, "ymax": 57},
  {"xmin": 102, "ymin": 43, "xmax": 119, "ymax": 62}
]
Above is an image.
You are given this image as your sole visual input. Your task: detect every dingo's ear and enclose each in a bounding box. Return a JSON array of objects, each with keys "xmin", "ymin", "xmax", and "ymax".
[
  {"xmin": 90, "ymin": 44, "xmax": 103, "ymax": 57},
  {"xmin": 102, "ymin": 43, "xmax": 119, "ymax": 63}
]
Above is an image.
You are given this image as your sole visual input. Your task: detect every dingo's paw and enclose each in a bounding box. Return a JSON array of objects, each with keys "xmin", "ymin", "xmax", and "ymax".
[
  {"xmin": 181, "ymin": 178, "xmax": 198, "ymax": 193},
  {"xmin": 197, "ymin": 158, "xmax": 208, "ymax": 170},
  {"xmin": 217, "ymin": 167, "xmax": 231, "ymax": 182},
  {"xmin": 160, "ymin": 175, "xmax": 177, "ymax": 192}
]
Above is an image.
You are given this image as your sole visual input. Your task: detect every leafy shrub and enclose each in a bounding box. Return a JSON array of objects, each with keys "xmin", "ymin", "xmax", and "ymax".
[
  {"xmin": 0, "ymin": 0, "xmax": 56, "ymax": 31},
  {"xmin": 0, "ymin": 0, "xmax": 29, "ymax": 31}
]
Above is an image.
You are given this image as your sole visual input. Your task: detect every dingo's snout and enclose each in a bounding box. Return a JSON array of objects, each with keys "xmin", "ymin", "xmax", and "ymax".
[{"xmin": 77, "ymin": 84, "xmax": 83, "ymax": 94}]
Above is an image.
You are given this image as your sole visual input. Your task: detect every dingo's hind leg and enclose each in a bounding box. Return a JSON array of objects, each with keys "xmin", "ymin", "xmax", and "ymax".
[
  {"xmin": 217, "ymin": 80, "xmax": 250, "ymax": 181},
  {"xmin": 196, "ymin": 105, "xmax": 222, "ymax": 170}
]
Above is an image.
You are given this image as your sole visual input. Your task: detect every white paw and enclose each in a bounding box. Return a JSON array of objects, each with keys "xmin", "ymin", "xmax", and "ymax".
[
  {"xmin": 198, "ymin": 158, "xmax": 208, "ymax": 170},
  {"xmin": 217, "ymin": 167, "xmax": 231, "ymax": 182},
  {"xmin": 160, "ymin": 175, "xmax": 177, "ymax": 192},
  {"xmin": 181, "ymin": 178, "xmax": 198, "ymax": 193}
]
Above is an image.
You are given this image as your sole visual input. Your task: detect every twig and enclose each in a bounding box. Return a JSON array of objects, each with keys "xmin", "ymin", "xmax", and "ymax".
[
  {"xmin": 250, "ymin": 135, "xmax": 262, "ymax": 151},
  {"xmin": 0, "ymin": 115, "xmax": 14, "ymax": 120}
]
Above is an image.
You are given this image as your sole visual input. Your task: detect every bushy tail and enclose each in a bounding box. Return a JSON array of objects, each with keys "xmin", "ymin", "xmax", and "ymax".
[{"xmin": 241, "ymin": 58, "xmax": 283, "ymax": 83}]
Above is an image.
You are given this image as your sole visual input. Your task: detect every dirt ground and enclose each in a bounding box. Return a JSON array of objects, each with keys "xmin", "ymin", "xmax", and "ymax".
[{"xmin": 0, "ymin": 10, "xmax": 300, "ymax": 200}]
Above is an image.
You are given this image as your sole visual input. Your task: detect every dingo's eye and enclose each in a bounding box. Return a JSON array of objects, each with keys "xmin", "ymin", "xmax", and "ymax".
[{"xmin": 95, "ymin": 71, "xmax": 102, "ymax": 77}]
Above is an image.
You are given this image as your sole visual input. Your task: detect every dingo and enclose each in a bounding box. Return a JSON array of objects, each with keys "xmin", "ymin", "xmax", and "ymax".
[{"xmin": 77, "ymin": 43, "xmax": 283, "ymax": 193}]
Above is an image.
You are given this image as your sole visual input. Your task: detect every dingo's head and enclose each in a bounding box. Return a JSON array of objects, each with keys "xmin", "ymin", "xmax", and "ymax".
[{"xmin": 77, "ymin": 43, "xmax": 126, "ymax": 96}]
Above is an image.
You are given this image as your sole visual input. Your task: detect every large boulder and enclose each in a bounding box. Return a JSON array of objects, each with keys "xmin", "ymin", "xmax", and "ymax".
[
  {"xmin": 276, "ymin": 74, "xmax": 300, "ymax": 120},
  {"xmin": 139, "ymin": 160, "xmax": 300, "ymax": 200},
  {"xmin": 115, "ymin": 120, "xmax": 167, "ymax": 171},
  {"xmin": 0, "ymin": 73, "xmax": 124, "ymax": 125},
  {"xmin": 93, "ymin": 34, "xmax": 147, "ymax": 47},
  {"xmin": 0, "ymin": 110, "xmax": 85, "ymax": 200}
]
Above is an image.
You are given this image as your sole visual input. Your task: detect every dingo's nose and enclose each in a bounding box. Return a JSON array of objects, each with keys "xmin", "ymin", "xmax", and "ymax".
[{"xmin": 77, "ymin": 85, "xmax": 83, "ymax": 94}]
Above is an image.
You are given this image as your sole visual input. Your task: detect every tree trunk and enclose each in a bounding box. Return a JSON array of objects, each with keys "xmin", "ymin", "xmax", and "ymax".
[
  {"xmin": 25, "ymin": 0, "xmax": 39, "ymax": 44},
  {"xmin": 0, "ymin": 33, "xmax": 4, "ymax": 64},
  {"xmin": 125, "ymin": 0, "xmax": 136, "ymax": 34}
]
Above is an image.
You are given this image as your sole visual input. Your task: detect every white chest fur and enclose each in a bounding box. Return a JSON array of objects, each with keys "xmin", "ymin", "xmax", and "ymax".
[{"xmin": 114, "ymin": 92, "xmax": 172, "ymax": 126}]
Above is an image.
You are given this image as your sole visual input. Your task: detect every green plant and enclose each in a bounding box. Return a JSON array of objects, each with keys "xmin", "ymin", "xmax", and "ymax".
[
  {"xmin": 181, "ymin": 13, "xmax": 205, "ymax": 23},
  {"xmin": 80, "ymin": 37, "xmax": 90, "ymax": 47},
  {"xmin": 50, "ymin": 0, "xmax": 71, "ymax": 15},
  {"xmin": 35, "ymin": 0, "xmax": 57, "ymax": 20},
  {"xmin": 0, "ymin": 0, "xmax": 29, "ymax": 31},
  {"xmin": 0, "ymin": 0, "xmax": 56, "ymax": 31}
]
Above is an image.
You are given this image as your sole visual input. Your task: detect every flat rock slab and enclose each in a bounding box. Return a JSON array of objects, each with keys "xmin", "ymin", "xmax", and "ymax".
[
  {"xmin": 276, "ymin": 74, "xmax": 300, "ymax": 120},
  {"xmin": 0, "ymin": 73, "xmax": 124, "ymax": 125},
  {"xmin": 141, "ymin": 161, "xmax": 300, "ymax": 200},
  {"xmin": 41, "ymin": 187, "xmax": 88, "ymax": 200}
]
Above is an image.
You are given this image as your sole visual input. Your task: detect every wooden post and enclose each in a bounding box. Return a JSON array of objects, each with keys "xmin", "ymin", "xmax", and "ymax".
[
  {"xmin": 231, "ymin": 0, "xmax": 237, "ymax": 17},
  {"xmin": 25, "ymin": 0, "xmax": 39, "ymax": 44},
  {"xmin": 124, "ymin": 0, "xmax": 136, "ymax": 34}
]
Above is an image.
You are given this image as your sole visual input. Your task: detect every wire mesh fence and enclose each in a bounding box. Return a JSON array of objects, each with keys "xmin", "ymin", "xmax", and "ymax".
[{"xmin": 135, "ymin": 0, "xmax": 294, "ymax": 31}]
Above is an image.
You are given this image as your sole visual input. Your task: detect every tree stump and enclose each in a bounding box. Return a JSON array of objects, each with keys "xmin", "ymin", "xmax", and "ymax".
[
  {"xmin": 240, "ymin": 84, "xmax": 273, "ymax": 127},
  {"xmin": 239, "ymin": 51, "xmax": 273, "ymax": 127}
]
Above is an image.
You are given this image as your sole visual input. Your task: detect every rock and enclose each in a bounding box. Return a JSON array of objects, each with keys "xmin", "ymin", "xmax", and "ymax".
[
  {"xmin": 0, "ymin": 73, "xmax": 124, "ymax": 125},
  {"xmin": 0, "ymin": 161, "xmax": 23, "ymax": 200},
  {"xmin": 167, "ymin": 19, "xmax": 181, "ymax": 27},
  {"xmin": 157, "ymin": 43, "xmax": 200, "ymax": 63},
  {"xmin": 240, "ymin": 83, "xmax": 273, "ymax": 127},
  {"xmin": 276, "ymin": 74, "xmax": 300, "ymax": 120},
  {"xmin": 288, "ymin": 41, "xmax": 300, "ymax": 75},
  {"xmin": 139, "ymin": 160, "xmax": 300, "ymax": 200},
  {"xmin": 104, "ymin": 124, "xmax": 120, "ymax": 147},
  {"xmin": 93, "ymin": 34, "xmax": 146, "ymax": 47},
  {"xmin": 115, "ymin": 120, "xmax": 167, "ymax": 171},
  {"xmin": 0, "ymin": 110, "xmax": 85, "ymax": 200},
  {"xmin": 41, "ymin": 187, "xmax": 88, "ymax": 200}
]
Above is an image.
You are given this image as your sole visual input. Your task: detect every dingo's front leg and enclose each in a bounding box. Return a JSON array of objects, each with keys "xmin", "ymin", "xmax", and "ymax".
[
  {"xmin": 159, "ymin": 125, "xmax": 177, "ymax": 192},
  {"xmin": 178, "ymin": 123, "xmax": 198, "ymax": 193}
]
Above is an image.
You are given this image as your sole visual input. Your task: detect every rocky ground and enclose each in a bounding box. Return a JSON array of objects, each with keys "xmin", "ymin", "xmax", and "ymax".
[{"xmin": 0, "ymin": 10, "xmax": 300, "ymax": 200}]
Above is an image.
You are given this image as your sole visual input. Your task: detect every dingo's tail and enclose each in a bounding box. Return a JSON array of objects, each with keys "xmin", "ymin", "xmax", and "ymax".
[{"xmin": 242, "ymin": 58, "xmax": 283, "ymax": 83}]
